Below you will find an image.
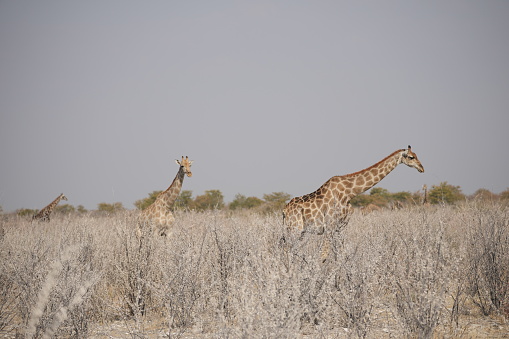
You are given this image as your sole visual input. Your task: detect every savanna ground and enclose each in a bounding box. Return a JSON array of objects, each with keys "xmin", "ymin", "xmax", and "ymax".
[{"xmin": 0, "ymin": 201, "xmax": 508, "ymax": 338}]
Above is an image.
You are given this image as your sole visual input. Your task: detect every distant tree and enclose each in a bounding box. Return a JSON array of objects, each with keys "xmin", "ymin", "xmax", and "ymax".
[
  {"xmin": 229, "ymin": 194, "xmax": 246, "ymax": 210},
  {"xmin": 134, "ymin": 191, "xmax": 162, "ymax": 210},
  {"xmin": 97, "ymin": 202, "xmax": 124, "ymax": 213},
  {"xmin": 391, "ymin": 191, "xmax": 412, "ymax": 203},
  {"xmin": 245, "ymin": 196, "xmax": 264, "ymax": 209},
  {"xmin": 175, "ymin": 190, "xmax": 194, "ymax": 210},
  {"xmin": 194, "ymin": 190, "xmax": 224, "ymax": 211},
  {"xmin": 428, "ymin": 182, "xmax": 465, "ymax": 205},
  {"xmin": 369, "ymin": 187, "xmax": 391, "ymax": 206},
  {"xmin": 350, "ymin": 194, "xmax": 374, "ymax": 207},
  {"xmin": 55, "ymin": 204, "xmax": 75, "ymax": 215},
  {"xmin": 370, "ymin": 187, "xmax": 390, "ymax": 197},
  {"xmin": 229, "ymin": 194, "xmax": 264, "ymax": 210},
  {"xmin": 76, "ymin": 205, "xmax": 87, "ymax": 213},
  {"xmin": 470, "ymin": 188, "xmax": 497, "ymax": 201},
  {"xmin": 17, "ymin": 208, "xmax": 38, "ymax": 217},
  {"xmin": 262, "ymin": 192, "xmax": 291, "ymax": 212},
  {"xmin": 500, "ymin": 188, "xmax": 509, "ymax": 200}
]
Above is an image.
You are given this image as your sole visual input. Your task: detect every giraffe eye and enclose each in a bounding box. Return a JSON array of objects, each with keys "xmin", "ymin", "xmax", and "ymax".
[{"xmin": 408, "ymin": 156, "xmax": 414, "ymax": 160}]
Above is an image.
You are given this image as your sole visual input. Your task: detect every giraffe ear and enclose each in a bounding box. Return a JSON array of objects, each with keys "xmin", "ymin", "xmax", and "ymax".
[{"xmin": 175, "ymin": 159, "xmax": 181, "ymax": 166}]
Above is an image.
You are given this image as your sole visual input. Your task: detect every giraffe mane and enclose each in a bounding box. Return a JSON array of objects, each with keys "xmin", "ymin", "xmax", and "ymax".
[{"xmin": 341, "ymin": 149, "xmax": 404, "ymax": 178}]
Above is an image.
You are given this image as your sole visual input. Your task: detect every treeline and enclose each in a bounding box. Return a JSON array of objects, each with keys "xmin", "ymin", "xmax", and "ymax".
[
  {"xmin": 351, "ymin": 182, "xmax": 509, "ymax": 208},
  {"xmin": 8, "ymin": 182, "xmax": 509, "ymax": 217},
  {"xmin": 134, "ymin": 190, "xmax": 291, "ymax": 214}
]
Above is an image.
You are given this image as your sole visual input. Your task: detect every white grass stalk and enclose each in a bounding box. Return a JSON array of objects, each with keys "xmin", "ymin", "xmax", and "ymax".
[{"xmin": 26, "ymin": 255, "xmax": 64, "ymax": 338}]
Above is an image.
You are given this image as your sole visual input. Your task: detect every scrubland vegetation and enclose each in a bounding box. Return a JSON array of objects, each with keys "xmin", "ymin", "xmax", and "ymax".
[{"xmin": 1, "ymin": 200, "xmax": 508, "ymax": 338}]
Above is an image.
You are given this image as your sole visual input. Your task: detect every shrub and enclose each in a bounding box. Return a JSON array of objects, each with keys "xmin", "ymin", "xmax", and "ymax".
[
  {"xmin": 0, "ymin": 202, "xmax": 507, "ymax": 337},
  {"xmin": 464, "ymin": 203, "xmax": 509, "ymax": 315},
  {"xmin": 428, "ymin": 182, "xmax": 465, "ymax": 205}
]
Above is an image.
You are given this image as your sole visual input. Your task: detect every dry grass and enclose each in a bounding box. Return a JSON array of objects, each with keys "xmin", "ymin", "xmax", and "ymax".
[{"xmin": 0, "ymin": 202, "xmax": 508, "ymax": 338}]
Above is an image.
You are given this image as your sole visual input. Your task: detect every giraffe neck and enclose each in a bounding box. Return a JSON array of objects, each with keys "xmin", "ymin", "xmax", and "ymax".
[
  {"xmin": 46, "ymin": 194, "xmax": 64, "ymax": 211},
  {"xmin": 157, "ymin": 166, "xmax": 186, "ymax": 208},
  {"xmin": 346, "ymin": 149, "xmax": 404, "ymax": 197}
]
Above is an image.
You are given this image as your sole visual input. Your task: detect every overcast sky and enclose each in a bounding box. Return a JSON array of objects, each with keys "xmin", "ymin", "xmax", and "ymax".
[{"xmin": 1, "ymin": 1, "xmax": 508, "ymax": 212}]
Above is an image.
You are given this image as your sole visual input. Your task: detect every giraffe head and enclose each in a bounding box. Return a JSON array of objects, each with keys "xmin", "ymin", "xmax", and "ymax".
[
  {"xmin": 401, "ymin": 145, "xmax": 424, "ymax": 173},
  {"xmin": 61, "ymin": 193, "xmax": 68, "ymax": 201},
  {"xmin": 176, "ymin": 156, "xmax": 193, "ymax": 177}
]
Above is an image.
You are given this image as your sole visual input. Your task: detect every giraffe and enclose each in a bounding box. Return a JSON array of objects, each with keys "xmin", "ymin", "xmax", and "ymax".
[
  {"xmin": 284, "ymin": 146, "xmax": 424, "ymax": 241},
  {"xmin": 138, "ymin": 156, "xmax": 193, "ymax": 237},
  {"xmin": 32, "ymin": 193, "xmax": 68, "ymax": 222}
]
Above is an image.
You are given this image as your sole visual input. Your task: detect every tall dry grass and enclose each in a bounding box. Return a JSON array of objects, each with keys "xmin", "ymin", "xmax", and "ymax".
[{"xmin": 0, "ymin": 201, "xmax": 508, "ymax": 338}]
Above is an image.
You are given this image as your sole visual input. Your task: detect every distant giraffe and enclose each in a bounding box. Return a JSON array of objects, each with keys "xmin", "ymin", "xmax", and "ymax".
[
  {"xmin": 138, "ymin": 156, "xmax": 193, "ymax": 237},
  {"xmin": 284, "ymin": 146, "xmax": 424, "ymax": 242},
  {"xmin": 32, "ymin": 193, "xmax": 68, "ymax": 222}
]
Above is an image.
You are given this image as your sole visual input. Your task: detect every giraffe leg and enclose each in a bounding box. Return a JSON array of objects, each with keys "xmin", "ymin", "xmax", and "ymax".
[
  {"xmin": 320, "ymin": 205, "xmax": 352, "ymax": 261},
  {"xmin": 331, "ymin": 204, "xmax": 352, "ymax": 233}
]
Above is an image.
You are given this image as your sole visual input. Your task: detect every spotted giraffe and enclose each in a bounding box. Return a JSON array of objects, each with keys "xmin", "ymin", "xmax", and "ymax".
[
  {"xmin": 32, "ymin": 193, "xmax": 68, "ymax": 222},
  {"xmin": 138, "ymin": 156, "xmax": 193, "ymax": 237},
  {"xmin": 283, "ymin": 146, "xmax": 424, "ymax": 258}
]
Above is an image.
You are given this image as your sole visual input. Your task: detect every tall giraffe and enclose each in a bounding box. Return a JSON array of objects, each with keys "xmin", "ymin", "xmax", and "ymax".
[
  {"xmin": 138, "ymin": 156, "xmax": 193, "ymax": 237},
  {"xmin": 284, "ymin": 146, "xmax": 424, "ymax": 235},
  {"xmin": 32, "ymin": 193, "xmax": 68, "ymax": 222}
]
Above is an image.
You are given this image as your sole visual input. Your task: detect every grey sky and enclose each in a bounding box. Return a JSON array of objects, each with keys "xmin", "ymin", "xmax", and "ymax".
[{"xmin": 1, "ymin": 1, "xmax": 508, "ymax": 212}]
